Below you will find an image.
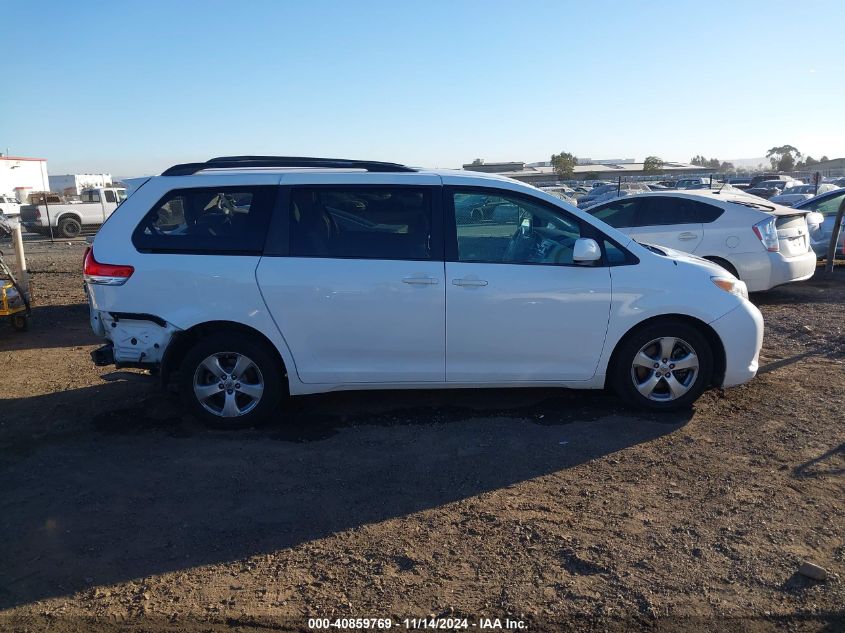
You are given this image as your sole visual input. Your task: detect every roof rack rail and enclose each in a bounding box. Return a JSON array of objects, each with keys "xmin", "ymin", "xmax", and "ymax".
[{"xmin": 161, "ymin": 156, "xmax": 417, "ymax": 176}]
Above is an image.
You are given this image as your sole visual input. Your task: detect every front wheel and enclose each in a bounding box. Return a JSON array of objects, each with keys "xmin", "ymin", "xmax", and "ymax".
[
  {"xmin": 179, "ymin": 333, "xmax": 284, "ymax": 429},
  {"xmin": 611, "ymin": 320, "xmax": 713, "ymax": 411}
]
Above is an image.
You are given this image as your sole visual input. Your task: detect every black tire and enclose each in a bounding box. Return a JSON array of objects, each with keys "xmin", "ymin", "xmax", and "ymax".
[
  {"xmin": 610, "ymin": 319, "xmax": 713, "ymax": 411},
  {"xmin": 704, "ymin": 257, "xmax": 739, "ymax": 279},
  {"xmin": 10, "ymin": 314, "xmax": 28, "ymax": 331},
  {"xmin": 179, "ymin": 332, "xmax": 284, "ymax": 429},
  {"xmin": 58, "ymin": 216, "xmax": 82, "ymax": 238}
]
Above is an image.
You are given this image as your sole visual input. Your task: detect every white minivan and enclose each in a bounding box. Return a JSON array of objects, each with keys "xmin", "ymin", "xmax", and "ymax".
[{"xmin": 84, "ymin": 157, "xmax": 763, "ymax": 428}]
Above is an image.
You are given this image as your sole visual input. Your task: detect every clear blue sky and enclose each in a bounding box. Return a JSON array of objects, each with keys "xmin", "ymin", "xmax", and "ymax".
[{"xmin": 3, "ymin": 0, "xmax": 844, "ymax": 176}]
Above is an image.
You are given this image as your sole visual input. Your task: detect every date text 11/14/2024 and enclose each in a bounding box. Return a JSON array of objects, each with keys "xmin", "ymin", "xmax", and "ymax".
[{"xmin": 308, "ymin": 617, "xmax": 528, "ymax": 630}]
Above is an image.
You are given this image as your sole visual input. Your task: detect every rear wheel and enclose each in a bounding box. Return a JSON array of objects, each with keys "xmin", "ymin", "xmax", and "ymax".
[
  {"xmin": 58, "ymin": 217, "xmax": 82, "ymax": 238},
  {"xmin": 179, "ymin": 333, "xmax": 284, "ymax": 429},
  {"xmin": 704, "ymin": 256, "xmax": 739, "ymax": 279},
  {"xmin": 10, "ymin": 314, "xmax": 28, "ymax": 331},
  {"xmin": 611, "ymin": 320, "xmax": 713, "ymax": 411}
]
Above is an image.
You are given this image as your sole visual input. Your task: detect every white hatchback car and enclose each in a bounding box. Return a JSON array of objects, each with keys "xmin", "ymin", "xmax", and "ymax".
[
  {"xmin": 84, "ymin": 157, "xmax": 763, "ymax": 428},
  {"xmin": 584, "ymin": 190, "xmax": 818, "ymax": 292}
]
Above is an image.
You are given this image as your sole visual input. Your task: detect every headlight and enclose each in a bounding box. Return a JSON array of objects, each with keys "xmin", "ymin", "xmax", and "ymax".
[{"xmin": 712, "ymin": 276, "xmax": 748, "ymax": 300}]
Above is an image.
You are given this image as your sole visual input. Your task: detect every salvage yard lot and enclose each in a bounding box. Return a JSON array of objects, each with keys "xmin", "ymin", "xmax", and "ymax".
[{"xmin": 1, "ymin": 241, "xmax": 843, "ymax": 632}]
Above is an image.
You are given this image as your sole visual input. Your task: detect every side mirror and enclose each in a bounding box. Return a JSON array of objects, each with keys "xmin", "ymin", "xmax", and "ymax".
[
  {"xmin": 573, "ymin": 237, "xmax": 601, "ymax": 264},
  {"xmin": 805, "ymin": 211, "xmax": 824, "ymax": 230}
]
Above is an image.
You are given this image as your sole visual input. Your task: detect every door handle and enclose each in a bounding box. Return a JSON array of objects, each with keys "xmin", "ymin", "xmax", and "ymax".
[
  {"xmin": 402, "ymin": 276, "xmax": 439, "ymax": 285},
  {"xmin": 452, "ymin": 278, "xmax": 488, "ymax": 287},
  {"xmin": 678, "ymin": 232, "xmax": 698, "ymax": 240}
]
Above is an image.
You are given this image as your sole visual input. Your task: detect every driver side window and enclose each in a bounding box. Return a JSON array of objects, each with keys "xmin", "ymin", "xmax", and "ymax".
[{"xmin": 452, "ymin": 191, "xmax": 582, "ymax": 265}]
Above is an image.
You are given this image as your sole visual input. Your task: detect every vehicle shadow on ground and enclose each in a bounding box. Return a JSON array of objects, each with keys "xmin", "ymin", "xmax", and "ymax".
[
  {"xmin": 0, "ymin": 380, "xmax": 690, "ymax": 609},
  {"xmin": 0, "ymin": 304, "xmax": 97, "ymax": 351},
  {"xmin": 750, "ymin": 266, "xmax": 845, "ymax": 307}
]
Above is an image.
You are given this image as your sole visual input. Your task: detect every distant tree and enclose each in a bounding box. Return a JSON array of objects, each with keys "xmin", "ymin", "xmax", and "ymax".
[
  {"xmin": 550, "ymin": 151, "xmax": 578, "ymax": 179},
  {"xmin": 804, "ymin": 156, "xmax": 818, "ymax": 167},
  {"xmin": 720, "ymin": 161, "xmax": 735, "ymax": 172},
  {"xmin": 779, "ymin": 153, "xmax": 796, "ymax": 172},
  {"xmin": 643, "ymin": 156, "xmax": 664, "ymax": 174},
  {"xmin": 691, "ymin": 155, "xmax": 731, "ymax": 171},
  {"xmin": 471, "ymin": 158, "xmax": 484, "ymax": 165},
  {"xmin": 766, "ymin": 145, "xmax": 802, "ymax": 171}
]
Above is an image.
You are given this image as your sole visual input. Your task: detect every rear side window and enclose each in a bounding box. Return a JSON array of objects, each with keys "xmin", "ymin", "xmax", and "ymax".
[
  {"xmin": 589, "ymin": 199, "xmax": 639, "ymax": 228},
  {"xmin": 104, "ymin": 190, "xmax": 117, "ymax": 203},
  {"xmin": 290, "ymin": 187, "xmax": 433, "ymax": 260},
  {"xmin": 82, "ymin": 191, "xmax": 101, "ymax": 203},
  {"xmin": 133, "ymin": 186, "xmax": 275, "ymax": 253},
  {"xmin": 637, "ymin": 197, "xmax": 723, "ymax": 225}
]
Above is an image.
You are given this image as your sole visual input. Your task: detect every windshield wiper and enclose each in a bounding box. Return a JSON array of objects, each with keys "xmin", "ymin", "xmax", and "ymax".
[{"xmin": 636, "ymin": 242, "xmax": 668, "ymax": 256}]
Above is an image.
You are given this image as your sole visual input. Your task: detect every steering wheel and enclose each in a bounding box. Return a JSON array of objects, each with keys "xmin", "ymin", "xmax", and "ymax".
[{"xmin": 503, "ymin": 222, "xmax": 541, "ymax": 262}]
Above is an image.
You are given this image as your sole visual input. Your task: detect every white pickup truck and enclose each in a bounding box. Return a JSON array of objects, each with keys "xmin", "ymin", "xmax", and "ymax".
[
  {"xmin": 21, "ymin": 187, "xmax": 127, "ymax": 238},
  {"xmin": 0, "ymin": 195, "xmax": 22, "ymax": 218}
]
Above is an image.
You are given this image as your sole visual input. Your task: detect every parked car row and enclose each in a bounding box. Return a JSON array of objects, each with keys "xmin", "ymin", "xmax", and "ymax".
[
  {"xmin": 581, "ymin": 190, "xmax": 819, "ymax": 291},
  {"xmin": 769, "ymin": 183, "xmax": 839, "ymax": 206}
]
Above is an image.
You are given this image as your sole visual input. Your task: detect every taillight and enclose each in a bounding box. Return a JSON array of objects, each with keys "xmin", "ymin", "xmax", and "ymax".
[
  {"xmin": 752, "ymin": 217, "xmax": 779, "ymax": 252},
  {"xmin": 83, "ymin": 246, "xmax": 134, "ymax": 285}
]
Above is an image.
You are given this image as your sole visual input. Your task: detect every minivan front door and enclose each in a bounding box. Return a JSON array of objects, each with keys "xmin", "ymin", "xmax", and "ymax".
[
  {"xmin": 444, "ymin": 188, "xmax": 612, "ymax": 383},
  {"xmin": 257, "ymin": 184, "xmax": 446, "ymax": 384}
]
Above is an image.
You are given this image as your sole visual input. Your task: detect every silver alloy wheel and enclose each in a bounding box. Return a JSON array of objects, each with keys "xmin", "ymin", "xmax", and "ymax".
[
  {"xmin": 630, "ymin": 336, "xmax": 699, "ymax": 402},
  {"xmin": 193, "ymin": 352, "xmax": 264, "ymax": 417}
]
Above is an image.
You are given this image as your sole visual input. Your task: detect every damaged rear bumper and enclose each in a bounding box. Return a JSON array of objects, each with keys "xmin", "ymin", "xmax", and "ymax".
[
  {"xmin": 90, "ymin": 309, "xmax": 180, "ymax": 368},
  {"xmin": 91, "ymin": 342, "xmax": 115, "ymax": 366}
]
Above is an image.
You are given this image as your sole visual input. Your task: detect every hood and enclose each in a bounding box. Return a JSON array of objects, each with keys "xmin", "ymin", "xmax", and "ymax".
[{"xmin": 637, "ymin": 242, "xmax": 736, "ymax": 277}]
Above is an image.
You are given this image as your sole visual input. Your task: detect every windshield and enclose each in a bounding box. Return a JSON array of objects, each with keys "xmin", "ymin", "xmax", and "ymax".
[
  {"xmin": 117, "ymin": 189, "xmax": 128, "ymax": 201},
  {"xmin": 781, "ymin": 186, "xmax": 814, "ymax": 194}
]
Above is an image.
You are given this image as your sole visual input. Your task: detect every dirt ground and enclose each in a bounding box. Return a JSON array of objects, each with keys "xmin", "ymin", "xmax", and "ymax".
[{"xmin": 0, "ymin": 240, "xmax": 843, "ymax": 632}]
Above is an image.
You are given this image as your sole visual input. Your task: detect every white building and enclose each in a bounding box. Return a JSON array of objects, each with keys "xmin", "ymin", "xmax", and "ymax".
[
  {"xmin": 0, "ymin": 156, "xmax": 49, "ymax": 202},
  {"xmin": 49, "ymin": 173, "xmax": 113, "ymax": 195}
]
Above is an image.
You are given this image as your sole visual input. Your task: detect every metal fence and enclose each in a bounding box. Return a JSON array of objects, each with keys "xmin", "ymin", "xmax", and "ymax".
[{"xmin": 560, "ymin": 167, "xmax": 845, "ymax": 186}]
